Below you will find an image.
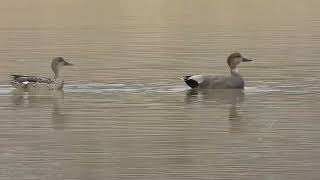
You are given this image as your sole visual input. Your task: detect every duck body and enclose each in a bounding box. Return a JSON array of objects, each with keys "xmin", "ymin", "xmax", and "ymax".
[
  {"xmin": 182, "ymin": 53, "xmax": 252, "ymax": 89},
  {"xmin": 11, "ymin": 75, "xmax": 64, "ymax": 90},
  {"xmin": 183, "ymin": 73, "xmax": 244, "ymax": 89},
  {"xmin": 10, "ymin": 57, "xmax": 72, "ymax": 91}
]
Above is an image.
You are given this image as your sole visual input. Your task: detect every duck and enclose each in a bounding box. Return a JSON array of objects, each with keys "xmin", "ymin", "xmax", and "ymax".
[
  {"xmin": 182, "ymin": 53, "xmax": 253, "ymax": 89},
  {"xmin": 10, "ymin": 57, "xmax": 73, "ymax": 90}
]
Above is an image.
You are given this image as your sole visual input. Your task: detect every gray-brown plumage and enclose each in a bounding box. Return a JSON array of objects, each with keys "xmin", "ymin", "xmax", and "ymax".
[
  {"xmin": 11, "ymin": 57, "xmax": 73, "ymax": 90},
  {"xmin": 182, "ymin": 53, "xmax": 253, "ymax": 89}
]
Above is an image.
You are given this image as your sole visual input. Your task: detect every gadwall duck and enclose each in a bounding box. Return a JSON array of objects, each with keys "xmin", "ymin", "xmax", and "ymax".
[
  {"xmin": 11, "ymin": 57, "xmax": 73, "ymax": 90},
  {"xmin": 182, "ymin": 53, "xmax": 253, "ymax": 89}
]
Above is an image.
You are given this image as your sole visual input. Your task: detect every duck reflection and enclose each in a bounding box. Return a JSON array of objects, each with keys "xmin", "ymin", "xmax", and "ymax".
[
  {"xmin": 10, "ymin": 89, "xmax": 67, "ymax": 129},
  {"xmin": 185, "ymin": 88, "xmax": 245, "ymax": 132},
  {"xmin": 186, "ymin": 89, "xmax": 244, "ymax": 104}
]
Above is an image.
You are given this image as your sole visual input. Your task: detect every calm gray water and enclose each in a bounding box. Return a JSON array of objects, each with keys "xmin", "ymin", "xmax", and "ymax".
[{"xmin": 1, "ymin": 0, "xmax": 320, "ymax": 179}]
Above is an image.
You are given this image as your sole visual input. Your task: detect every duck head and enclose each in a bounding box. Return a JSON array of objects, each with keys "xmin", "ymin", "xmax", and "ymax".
[
  {"xmin": 227, "ymin": 53, "xmax": 252, "ymax": 72},
  {"xmin": 51, "ymin": 57, "xmax": 73, "ymax": 78}
]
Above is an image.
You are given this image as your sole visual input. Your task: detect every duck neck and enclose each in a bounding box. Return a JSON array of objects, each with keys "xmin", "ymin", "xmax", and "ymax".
[
  {"xmin": 230, "ymin": 68, "xmax": 241, "ymax": 76},
  {"xmin": 53, "ymin": 67, "xmax": 62, "ymax": 79}
]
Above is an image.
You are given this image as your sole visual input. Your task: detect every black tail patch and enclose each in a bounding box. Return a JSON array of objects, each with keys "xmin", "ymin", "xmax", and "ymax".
[
  {"xmin": 11, "ymin": 75, "xmax": 21, "ymax": 80},
  {"xmin": 182, "ymin": 76, "xmax": 191, "ymax": 81},
  {"xmin": 184, "ymin": 78, "xmax": 199, "ymax": 88}
]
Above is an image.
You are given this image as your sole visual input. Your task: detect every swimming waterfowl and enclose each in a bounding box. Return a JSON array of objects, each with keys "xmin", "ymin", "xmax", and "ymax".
[
  {"xmin": 182, "ymin": 53, "xmax": 253, "ymax": 89},
  {"xmin": 11, "ymin": 57, "xmax": 73, "ymax": 90}
]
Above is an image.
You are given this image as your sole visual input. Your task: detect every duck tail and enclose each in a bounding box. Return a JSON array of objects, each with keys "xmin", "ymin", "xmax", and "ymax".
[
  {"xmin": 181, "ymin": 75, "xmax": 191, "ymax": 81},
  {"xmin": 10, "ymin": 74, "xmax": 24, "ymax": 80},
  {"xmin": 182, "ymin": 75, "xmax": 199, "ymax": 88}
]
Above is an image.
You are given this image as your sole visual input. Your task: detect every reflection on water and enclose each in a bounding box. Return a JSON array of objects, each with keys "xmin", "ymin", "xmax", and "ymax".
[
  {"xmin": 185, "ymin": 89, "xmax": 246, "ymax": 133},
  {"xmin": 185, "ymin": 89, "xmax": 244, "ymax": 105},
  {"xmin": 1, "ymin": 83, "xmax": 320, "ymax": 179},
  {"xmin": 10, "ymin": 89, "xmax": 67, "ymax": 129},
  {"xmin": 10, "ymin": 89, "xmax": 64, "ymax": 106}
]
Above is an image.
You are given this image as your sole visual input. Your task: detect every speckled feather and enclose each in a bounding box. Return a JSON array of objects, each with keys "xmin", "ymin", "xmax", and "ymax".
[{"xmin": 11, "ymin": 76, "xmax": 64, "ymax": 90}]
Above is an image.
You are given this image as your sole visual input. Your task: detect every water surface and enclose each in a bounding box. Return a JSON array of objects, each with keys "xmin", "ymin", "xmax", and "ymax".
[{"xmin": 1, "ymin": 0, "xmax": 320, "ymax": 179}]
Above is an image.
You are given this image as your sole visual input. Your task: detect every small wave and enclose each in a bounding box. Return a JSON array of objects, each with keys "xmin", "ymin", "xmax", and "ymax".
[
  {"xmin": 245, "ymin": 85, "xmax": 281, "ymax": 93},
  {"xmin": 4, "ymin": 81, "xmax": 315, "ymax": 95},
  {"xmin": 64, "ymin": 83, "xmax": 129, "ymax": 93},
  {"xmin": 64, "ymin": 82, "xmax": 188, "ymax": 94},
  {"xmin": 246, "ymin": 80, "xmax": 320, "ymax": 95},
  {"xmin": 0, "ymin": 85, "xmax": 14, "ymax": 95}
]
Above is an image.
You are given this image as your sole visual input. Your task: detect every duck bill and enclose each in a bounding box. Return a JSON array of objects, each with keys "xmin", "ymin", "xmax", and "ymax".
[
  {"xmin": 64, "ymin": 61, "xmax": 73, "ymax": 66},
  {"xmin": 242, "ymin": 58, "xmax": 253, "ymax": 62}
]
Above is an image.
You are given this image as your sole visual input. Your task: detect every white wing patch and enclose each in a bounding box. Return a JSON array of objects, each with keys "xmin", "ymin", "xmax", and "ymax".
[
  {"xmin": 189, "ymin": 75, "xmax": 204, "ymax": 83},
  {"xmin": 22, "ymin": 81, "xmax": 29, "ymax": 85}
]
